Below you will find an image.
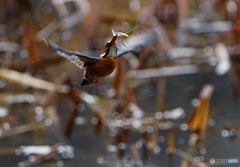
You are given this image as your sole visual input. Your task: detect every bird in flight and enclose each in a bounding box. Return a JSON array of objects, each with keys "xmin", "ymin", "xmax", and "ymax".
[{"xmin": 47, "ymin": 29, "xmax": 155, "ymax": 86}]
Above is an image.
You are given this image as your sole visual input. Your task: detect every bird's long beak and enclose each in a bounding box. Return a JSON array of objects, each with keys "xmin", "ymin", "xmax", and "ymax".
[{"xmin": 110, "ymin": 36, "xmax": 117, "ymax": 46}]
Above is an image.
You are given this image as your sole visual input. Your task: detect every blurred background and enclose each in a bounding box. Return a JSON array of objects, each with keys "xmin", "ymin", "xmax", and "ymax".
[{"xmin": 0, "ymin": 0, "xmax": 240, "ymax": 166}]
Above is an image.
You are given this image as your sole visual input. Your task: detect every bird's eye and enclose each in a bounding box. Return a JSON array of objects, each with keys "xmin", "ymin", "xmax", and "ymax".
[{"xmin": 106, "ymin": 42, "xmax": 110, "ymax": 48}]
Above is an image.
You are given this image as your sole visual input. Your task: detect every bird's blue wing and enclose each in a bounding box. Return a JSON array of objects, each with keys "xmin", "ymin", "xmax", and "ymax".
[
  {"xmin": 47, "ymin": 40, "xmax": 99, "ymax": 69},
  {"xmin": 116, "ymin": 30, "xmax": 156, "ymax": 58}
]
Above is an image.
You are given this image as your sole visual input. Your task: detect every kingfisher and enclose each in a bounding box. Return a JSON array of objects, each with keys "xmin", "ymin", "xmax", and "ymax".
[{"xmin": 47, "ymin": 30, "xmax": 155, "ymax": 86}]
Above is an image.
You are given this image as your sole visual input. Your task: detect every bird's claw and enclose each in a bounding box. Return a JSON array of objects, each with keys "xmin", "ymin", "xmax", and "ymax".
[{"xmin": 88, "ymin": 79, "xmax": 99, "ymax": 85}]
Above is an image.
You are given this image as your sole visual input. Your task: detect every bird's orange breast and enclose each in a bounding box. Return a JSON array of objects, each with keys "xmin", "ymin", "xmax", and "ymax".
[{"xmin": 84, "ymin": 57, "xmax": 116, "ymax": 80}]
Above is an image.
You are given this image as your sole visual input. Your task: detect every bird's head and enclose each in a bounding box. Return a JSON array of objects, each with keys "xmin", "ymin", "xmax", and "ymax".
[{"xmin": 103, "ymin": 35, "xmax": 117, "ymax": 58}]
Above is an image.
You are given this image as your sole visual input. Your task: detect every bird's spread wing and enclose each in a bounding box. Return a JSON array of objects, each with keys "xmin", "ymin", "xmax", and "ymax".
[
  {"xmin": 47, "ymin": 40, "xmax": 99, "ymax": 69},
  {"xmin": 116, "ymin": 30, "xmax": 156, "ymax": 58}
]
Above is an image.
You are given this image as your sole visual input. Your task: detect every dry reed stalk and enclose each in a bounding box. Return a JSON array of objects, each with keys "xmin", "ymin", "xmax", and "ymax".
[
  {"xmin": 21, "ymin": 12, "xmax": 39, "ymax": 67},
  {"xmin": 0, "ymin": 122, "xmax": 46, "ymax": 138},
  {"xmin": 167, "ymin": 128, "xmax": 175, "ymax": 154},
  {"xmin": 186, "ymin": 84, "xmax": 214, "ymax": 134},
  {"xmin": 156, "ymin": 78, "xmax": 165, "ymax": 112},
  {"xmin": 180, "ymin": 159, "xmax": 188, "ymax": 167}
]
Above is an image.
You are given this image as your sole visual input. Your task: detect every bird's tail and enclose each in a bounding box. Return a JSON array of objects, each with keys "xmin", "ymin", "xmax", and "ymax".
[{"xmin": 81, "ymin": 79, "xmax": 90, "ymax": 86}]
